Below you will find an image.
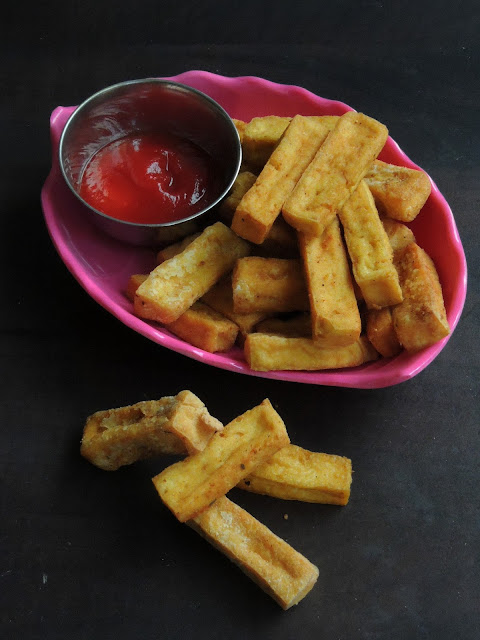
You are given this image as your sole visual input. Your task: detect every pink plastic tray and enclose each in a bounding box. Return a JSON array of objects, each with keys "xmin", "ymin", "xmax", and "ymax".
[{"xmin": 41, "ymin": 70, "xmax": 467, "ymax": 388}]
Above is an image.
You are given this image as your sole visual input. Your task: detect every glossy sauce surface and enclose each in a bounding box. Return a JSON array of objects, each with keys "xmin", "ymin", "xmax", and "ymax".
[{"xmin": 79, "ymin": 132, "xmax": 219, "ymax": 224}]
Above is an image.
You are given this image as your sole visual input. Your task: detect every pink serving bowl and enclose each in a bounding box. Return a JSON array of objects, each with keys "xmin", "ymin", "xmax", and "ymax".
[{"xmin": 41, "ymin": 70, "xmax": 467, "ymax": 389}]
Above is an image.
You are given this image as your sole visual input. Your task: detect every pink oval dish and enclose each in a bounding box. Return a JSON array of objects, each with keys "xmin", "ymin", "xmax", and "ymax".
[{"xmin": 41, "ymin": 70, "xmax": 467, "ymax": 388}]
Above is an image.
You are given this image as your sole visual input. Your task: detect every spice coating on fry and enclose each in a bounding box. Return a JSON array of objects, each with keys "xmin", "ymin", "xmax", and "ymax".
[
  {"xmin": 283, "ymin": 111, "xmax": 388, "ymax": 236},
  {"xmin": 134, "ymin": 222, "xmax": 250, "ymax": 324},
  {"xmin": 189, "ymin": 496, "xmax": 319, "ymax": 610},
  {"xmin": 152, "ymin": 399, "xmax": 290, "ymax": 522},
  {"xmin": 232, "ymin": 115, "xmax": 337, "ymax": 244}
]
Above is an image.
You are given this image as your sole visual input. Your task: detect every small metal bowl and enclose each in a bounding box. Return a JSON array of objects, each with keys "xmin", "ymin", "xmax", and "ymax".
[{"xmin": 59, "ymin": 78, "xmax": 242, "ymax": 246}]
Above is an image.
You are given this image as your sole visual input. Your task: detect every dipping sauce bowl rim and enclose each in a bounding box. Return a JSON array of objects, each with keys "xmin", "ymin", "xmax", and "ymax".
[{"xmin": 58, "ymin": 77, "xmax": 243, "ymax": 229}]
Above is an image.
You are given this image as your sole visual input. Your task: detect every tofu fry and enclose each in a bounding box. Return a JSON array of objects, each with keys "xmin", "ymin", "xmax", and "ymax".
[
  {"xmin": 165, "ymin": 301, "xmax": 239, "ymax": 353},
  {"xmin": 80, "ymin": 391, "xmax": 222, "ymax": 471},
  {"xmin": 232, "ymin": 118, "xmax": 247, "ymax": 144},
  {"xmin": 156, "ymin": 233, "xmax": 201, "ymax": 264},
  {"xmin": 162, "ymin": 391, "xmax": 224, "ymax": 456},
  {"xmin": 220, "ymin": 172, "xmax": 299, "ymax": 256},
  {"xmin": 366, "ymin": 307, "xmax": 402, "ymax": 358},
  {"xmin": 242, "ymin": 116, "xmax": 292, "ymax": 171},
  {"xmin": 299, "ymin": 218, "xmax": 361, "ymax": 346},
  {"xmin": 232, "ymin": 115, "xmax": 337, "ymax": 244},
  {"xmin": 134, "ymin": 222, "xmax": 250, "ymax": 324},
  {"xmin": 393, "ymin": 243, "xmax": 450, "ymax": 351},
  {"xmin": 381, "ymin": 216, "xmax": 416, "ymax": 253},
  {"xmin": 283, "ymin": 112, "xmax": 388, "ymax": 236},
  {"xmin": 189, "ymin": 497, "xmax": 319, "ymax": 610},
  {"xmin": 202, "ymin": 275, "xmax": 267, "ymax": 335},
  {"xmin": 238, "ymin": 445, "xmax": 352, "ymax": 505},
  {"xmin": 232, "ymin": 257, "xmax": 309, "ymax": 314},
  {"xmin": 245, "ymin": 334, "xmax": 378, "ymax": 372},
  {"xmin": 339, "ymin": 180, "xmax": 403, "ymax": 309},
  {"xmin": 126, "ymin": 274, "xmax": 148, "ymax": 301},
  {"xmin": 152, "ymin": 399, "xmax": 290, "ymax": 522},
  {"xmin": 365, "ymin": 159, "xmax": 431, "ymax": 222},
  {"xmin": 219, "ymin": 171, "xmax": 257, "ymax": 223}
]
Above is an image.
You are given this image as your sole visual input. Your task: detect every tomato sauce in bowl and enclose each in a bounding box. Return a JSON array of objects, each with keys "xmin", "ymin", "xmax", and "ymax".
[
  {"xmin": 59, "ymin": 79, "xmax": 241, "ymax": 245},
  {"xmin": 78, "ymin": 132, "xmax": 220, "ymax": 225}
]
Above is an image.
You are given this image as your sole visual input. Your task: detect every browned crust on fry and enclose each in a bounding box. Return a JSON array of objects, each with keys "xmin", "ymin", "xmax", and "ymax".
[
  {"xmin": 365, "ymin": 160, "xmax": 431, "ymax": 222},
  {"xmin": 134, "ymin": 222, "xmax": 250, "ymax": 324},
  {"xmin": 299, "ymin": 218, "xmax": 361, "ymax": 346},
  {"xmin": 165, "ymin": 302, "xmax": 239, "ymax": 353},
  {"xmin": 242, "ymin": 116, "xmax": 292, "ymax": 171},
  {"xmin": 152, "ymin": 399, "xmax": 290, "ymax": 522},
  {"xmin": 238, "ymin": 445, "xmax": 352, "ymax": 505},
  {"xmin": 189, "ymin": 496, "xmax": 319, "ymax": 609},
  {"xmin": 392, "ymin": 243, "xmax": 450, "ymax": 351},
  {"xmin": 125, "ymin": 274, "xmax": 148, "ymax": 302},
  {"xmin": 80, "ymin": 391, "xmax": 222, "ymax": 470},
  {"xmin": 381, "ymin": 216, "xmax": 416, "ymax": 253},
  {"xmin": 339, "ymin": 181, "xmax": 403, "ymax": 309},
  {"xmin": 232, "ymin": 116, "xmax": 336, "ymax": 244},
  {"xmin": 282, "ymin": 112, "xmax": 388, "ymax": 236},
  {"xmin": 165, "ymin": 391, "xmax": 224, "ymax": 455},
  {"xmin": 232, "ymin": 257, "xmax": 309, "ymax": 314},
  {"xmin": 202, "ymin": 275, "xmax": 267, "ymax": 334},
  {"xmin": 219, "ymin": 171, "xmax": 258, "ymax": 223},
  {"xmin": 366, "ymin": 307, "xmax": 402, "ymax": 358},
  {"xmin": 244, "ymin": 334, "xmax": 378, "ymax": 371},
  {"xmin": 232, "ymin": 118, "xmax": 247, "ymax": 144}
]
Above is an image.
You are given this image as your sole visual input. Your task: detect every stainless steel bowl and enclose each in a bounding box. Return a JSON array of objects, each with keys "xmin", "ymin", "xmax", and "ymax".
[{"xmin": 59, "ymin": 78, "xmax": 242, "ymax": 246}]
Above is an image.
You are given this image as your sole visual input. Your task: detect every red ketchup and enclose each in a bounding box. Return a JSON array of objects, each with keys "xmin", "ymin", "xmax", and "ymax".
[{"xmin": 79, "ymin": 132, "xmax": 219, "ymax": 224}]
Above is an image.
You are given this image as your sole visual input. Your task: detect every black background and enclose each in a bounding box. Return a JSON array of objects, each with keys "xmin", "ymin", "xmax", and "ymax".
[{"xmin": 2, "ymin": 1, "xmax": 479, "ymax": 638}]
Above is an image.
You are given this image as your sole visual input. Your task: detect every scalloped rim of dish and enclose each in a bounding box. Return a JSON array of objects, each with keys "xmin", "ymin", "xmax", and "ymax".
[{"xmin": 41, "ymin": 70, "xmax": 467, "ymax": 389}]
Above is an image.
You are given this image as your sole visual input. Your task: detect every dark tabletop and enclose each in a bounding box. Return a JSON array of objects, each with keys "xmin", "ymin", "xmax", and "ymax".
[{"xmin": 2, "ymin": 1, "xmax": 479, "ymax": 638}]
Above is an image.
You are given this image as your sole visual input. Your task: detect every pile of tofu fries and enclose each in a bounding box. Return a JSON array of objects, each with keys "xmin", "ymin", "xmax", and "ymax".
[
  {"xmin": 81, "ymin": 391, "xmax": 353, "ymax": 608},
  {"xmin": 129, "ymin": 111, "xmax": 449, "ymax": 370}
]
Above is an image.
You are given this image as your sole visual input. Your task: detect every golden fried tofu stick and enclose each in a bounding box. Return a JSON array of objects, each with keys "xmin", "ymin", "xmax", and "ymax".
[
  {"xmin": 365, "ymin": 160, "xmax": 431, "ymax": 222},
  {"xmin": 245, "ymin": 334, "xmax": 378, "ymax": 371},
  {"xmin": 232, "ymin": 118, "xmax": 247, "ymax": 144},
  {"xmin": 219, "ymin": 171, "xmax": 257, "ymax": 223},
  {"xmin": 161, "ymin": 391, "xmax": 224, "ymax": 456},
  {"xmin": 283, "ymin": 112, "xmax": 388, "ymax": 236},
  {"xmin": 220, "ymin": 172, "xmax": 298, "ymax": 257},
  {"xmin": 202, "ymin": 275, "xmax": 267, "ymax": 335},
  {"xmin": 299, "ymin": 218, "xmax": 361, "ymax": 346},
  {"xmin": 242, "ymin": 116, "xmax": 292, "ymax": 171},
  {"xmin": 156, "ymin": 233, "xmax": 201, "ymax": 264},
  {"xmin": 392, "ymin": 243, "xmax": 450, "ymax": 351},
  {"xmin": 238, "ymin": 445, "xmax": 352, "ymax": 505},
  {"xmin": 381, "ymin": 217, "xmax": 416, "ymax": 253},
  {"xmin": 232, "ymin": 257, "xmax": 309, "ymax": 314},
  {"xmin": 366, "ymin": 307, "xmax": 402, "ymax": 358},
  {"xmin": 152, "ymin": 399, "xmax": 290, "ymax": 522},
  {"xmin": 232, "ymin": 115, "xmax": 337, "ymax": 244},
  {"xmin": 255, "ymin": 313, "xmax": 312, "ymax": 338},
  {"xmin": 127, "ymin": 275, "xmax": 240, "ymax": 351},
  {"xmin": 339, "ymin": 180, "xmax": 403, "ymax": 309},
  {"xmin": 189, "ymin": 496, "xmax": 319, "ymax": 610},
  {"xmin": 165, "ymin": 302, "xmax": 239, "ymax": 353},
  {"xmin": 148, "ymin": 395, "xmax": 352, "ymax": 506},
  {"xmin": 126, "ymin": 274, "xmax": 148, "ymax": 301},
  {"xmin": 134, "ymin": 222, "xmax": 250, "ymax": 324},
  {"xmin": 80, "ymin": 391, "xmax": 222, "ymax": 471}
]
